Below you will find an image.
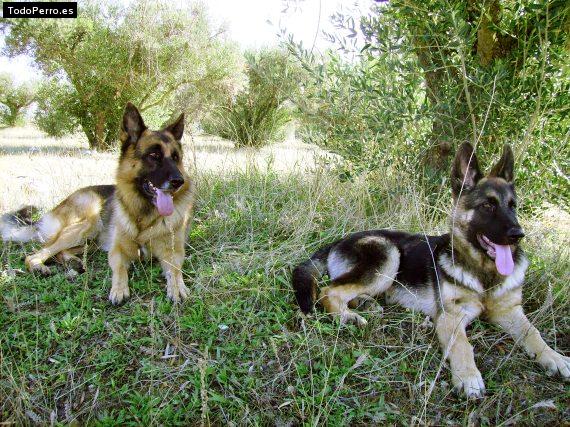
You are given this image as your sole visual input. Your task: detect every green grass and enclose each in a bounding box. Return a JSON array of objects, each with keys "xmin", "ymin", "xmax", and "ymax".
[{"xmin": 1, "ymin": 165, "xmax": 569, "ymax": 425}]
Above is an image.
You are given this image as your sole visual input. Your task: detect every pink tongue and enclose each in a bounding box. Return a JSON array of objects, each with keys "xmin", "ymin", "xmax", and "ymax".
[
  {"xmin": 154, "ymin": 189, "xmax": 174, "ymax": 216},
  {"xmin": 491, "ymin": 243, "xmax": 514, "ymax": 276}
]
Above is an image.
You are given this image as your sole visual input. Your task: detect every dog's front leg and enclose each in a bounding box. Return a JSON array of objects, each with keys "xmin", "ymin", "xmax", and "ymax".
[
  {"xmin": 108, "ymin": 239, "xmax": 137, "ymax": 305},
  {"xmin": 487, "ymin": 290, "xmax": 570, "ymax": 378},
  {"xmin": 436, "ymin": 310, "xmax": 485, "ymax": 398},
  {"xmin": 151, "ymin": 236, "xmax": 189, "ymax": 303}
]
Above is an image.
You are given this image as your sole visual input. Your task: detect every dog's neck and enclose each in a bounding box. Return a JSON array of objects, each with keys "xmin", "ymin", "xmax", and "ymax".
[{"xmin": 448, "ymin": 228, "xmax": 508, "ymax": 288}]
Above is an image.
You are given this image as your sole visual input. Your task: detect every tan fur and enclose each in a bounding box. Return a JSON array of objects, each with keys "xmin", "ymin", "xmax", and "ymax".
[
  {"xmin": 320, "ymin": 284, "xmax": 370, "ymax": 327},
  {"xmin": 436, "ymin": 281, "xmax": 485, "ymax": 396},
  {"xmin": 321, "ymin": 238, "xmax": 398, "ymax": 326},
  {"xmin": 107, "ymin": 137, "xmax": 194, "ymax": 304},
  {"xmin": 107, "ymin": 186, "xmax": 194, "ymax": 303},
  {"xmin": 486, "ymin": 289, "xmax": 570, "ymax": 377},
  {"xmin": 25, "ymin": 188, "xmax": 106, "ymax": 275},
  {"xmin": 19, "ymin": 106, "xmax": 195, "ymax": 304},
  {"xmin": 320, "ymin": 236, "xmax": 400, "ymax": 326}
]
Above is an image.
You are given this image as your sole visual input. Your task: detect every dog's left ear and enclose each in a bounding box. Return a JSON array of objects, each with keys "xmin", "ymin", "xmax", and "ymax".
[
  {"xmin": 489, "ymin": 145, "xmax": 514, "ymax": 183},
  {"xmin": 163, "ymin": 113, "xmax": 185, "ymax": 140}
]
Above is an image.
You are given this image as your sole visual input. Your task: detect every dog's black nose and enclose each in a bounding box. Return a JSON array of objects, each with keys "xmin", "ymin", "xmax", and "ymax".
[
  {"xmin": 507, "ymin": 227, "xmax": 525, "ymax": 241},
  {"xmin": 170, "ymin": 178, "xmax": 184, "ymax": 190}
]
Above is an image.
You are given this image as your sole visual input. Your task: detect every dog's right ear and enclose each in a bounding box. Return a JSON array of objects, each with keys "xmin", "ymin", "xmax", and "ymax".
[
  {"xmin": 451, "ymin": 142, "xmax": 482, "ymax": 199},
  {"xmin": 488, "ymin": 144, "xmax": 514, "ymax": 183},
  {"xmin": 121, "ymin": 102, "xmax": 147, "ymax": 149}
]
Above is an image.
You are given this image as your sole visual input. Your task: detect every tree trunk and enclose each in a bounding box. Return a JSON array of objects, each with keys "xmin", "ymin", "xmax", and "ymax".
[
  {"xmin": 94, "ymin": 111, "xmax": 106, "ymax": 150},
  {"xmin": 472, "ymin": 0, "xmax": 516, "ymax": 66},
  {"xmin": 6, "ymin": 105, "xmax": 22, "ymax": 126},
  {"xmin": 476, "ymin": 0, "xmax": 500, "ymax": 66},
  {"xmin": 404, "ymin": 0, "xmax": 512, "ymax": 169},
  {"xmin": 412, "ymin": 36, "xmax": 468, "ymax": 168},
  {"xmin": 80, "ymin": 121, "xmax": 98, "ymax": 150}
]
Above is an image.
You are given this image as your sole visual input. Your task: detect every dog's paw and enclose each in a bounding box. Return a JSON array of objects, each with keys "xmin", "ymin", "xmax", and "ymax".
[
  {"xmin": 25, "ymin": 257, "xmax": 51, "ymax": 276},
  {"xmin": 167, "ymin": 281, "xmax": 189, "ymax": 303},
  {"xmin": 340, "ymin": 310, "xmax": 368, "ymax": 328},
  {"xmin": 66, "ymin": 256, "xmax": 85, "ymax": 274},
  {"xmin": 349, "ymin": 295, "xmax": 382, "ymax": 312},
  {"xmin": 537, "ymin": 349, "xmax": 570, "ymax": 378},
  {"xmin": 109, "ymin": 286, "xmax": 130, "ymax": 305},
  {"xmin": 26, "ymin": 260, "xmax": 51, "ymax": 276},
  {"xmin": 452, "ymin": 368, "xmax": 485, "ymax": 398}
]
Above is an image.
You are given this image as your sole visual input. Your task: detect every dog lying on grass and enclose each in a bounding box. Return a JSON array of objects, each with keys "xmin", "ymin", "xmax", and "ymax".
[
  {"xmin": 1, "ymin": 103, "xmax": 195, "ymax": 304},
  {"xmin": 292, "ymin": 142, "xmax": 569, "ymax": 397}
]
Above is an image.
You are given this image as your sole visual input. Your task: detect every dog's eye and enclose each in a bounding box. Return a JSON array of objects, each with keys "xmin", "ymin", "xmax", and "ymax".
[
  {"xmin": 148, "ymin": 152, "xmax": 161, "ymax": 160},
  {"xmin": 482, "ymin": 201, "xmax": 495, "ymax": 211},
  {"xmin": 509, "ymin": 200, "xmax": 517, "ymax": 210},
  {"xmin": 172, "ymin": 153, "xmax": 179, "ymax": 162}
]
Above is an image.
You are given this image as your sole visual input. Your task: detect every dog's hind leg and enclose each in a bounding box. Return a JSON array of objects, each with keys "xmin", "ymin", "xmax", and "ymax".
[
  {"xmin": 25, "ymin": 220, "xmax": 97, "ymax": 275},
  {"xmin": 55, "ymin": 246, "xmax": 86, "ymax": 273},
  {"xmin": 320, "ymin": 284, "xmax": 371, "ymax": 327},
  {"xmin": 322, "ymin": 236, "xmax": 400, "ymax": 327},
  {"xmin": 348, "ymin": 294, "xmax": 381, "ymax": 311}
]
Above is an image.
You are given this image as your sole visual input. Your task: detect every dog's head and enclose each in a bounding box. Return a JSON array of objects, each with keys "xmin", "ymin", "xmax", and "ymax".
[
  {"xmin": 119, "ymin": 102, "xmax": 187, "ymax": 216},
  {"xmin": 451, "ymin": 142, "xmax": 524, "ymax": 276}
]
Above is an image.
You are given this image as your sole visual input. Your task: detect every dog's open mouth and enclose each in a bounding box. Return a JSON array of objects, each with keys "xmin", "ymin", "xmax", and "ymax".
[
  {"xmin": 477, "ymin": 234, "xmax": 514, "ymax": 276},
  {"xmin": 142, "ymin": 181, "xmax": 174, "ymax": 216}
]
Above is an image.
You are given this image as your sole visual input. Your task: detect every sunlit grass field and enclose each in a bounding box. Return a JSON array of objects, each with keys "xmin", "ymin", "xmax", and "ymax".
[{"xmin": 1, "ymin": 127, "xmax": 568, "ymax": 425}]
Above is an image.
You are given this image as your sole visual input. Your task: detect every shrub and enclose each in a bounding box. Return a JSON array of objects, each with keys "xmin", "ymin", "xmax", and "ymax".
[{"xmin": 203, "ymin": 49, "xmax": 306, "ymax": 148}]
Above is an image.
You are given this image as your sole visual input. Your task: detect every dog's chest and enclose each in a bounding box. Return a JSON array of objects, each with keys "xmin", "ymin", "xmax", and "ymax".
[
  {"xmin": 135, "ymin": 208, "xmax": 190, "ymax": 244},
  {"xmin": 438, "ymin": 253, "xmax": 529, "ymax": 299},
  {"xmin": 112, "ymin": 201, "xmax": 188, "ymax": 245}
]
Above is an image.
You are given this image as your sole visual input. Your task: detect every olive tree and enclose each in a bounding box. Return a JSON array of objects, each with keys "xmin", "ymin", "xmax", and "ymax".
[
  {"xmin": 0, "ymin": 73, "xmax": 36, "ymax": 127},
  {"xmin": 1, "ymin": 0, "xmax": 243, "ymax": 149}
]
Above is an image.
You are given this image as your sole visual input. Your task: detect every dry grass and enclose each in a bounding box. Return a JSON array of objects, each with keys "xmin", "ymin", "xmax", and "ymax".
[{"xmin": 0, "ymin": 126, "xmax": 568, "ymax": 425}]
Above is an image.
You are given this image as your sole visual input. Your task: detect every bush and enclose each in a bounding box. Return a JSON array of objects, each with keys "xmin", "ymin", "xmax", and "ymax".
[
  {"xmin": 203, "ymin": 49, "xmax": 306, "ymax": 148},
  {"xmin": 205, "ymin": 93, "xmax": 291, "ymax": 148}
]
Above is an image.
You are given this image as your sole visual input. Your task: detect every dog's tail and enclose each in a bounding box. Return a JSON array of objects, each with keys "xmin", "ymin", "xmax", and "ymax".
[
  {"xmin": 292, "ymin": 244, "xmax": 332, "ymax": 314},
  {"xmin": 0, "ymin": 206, "xmax": 41, "ymax": 242}
]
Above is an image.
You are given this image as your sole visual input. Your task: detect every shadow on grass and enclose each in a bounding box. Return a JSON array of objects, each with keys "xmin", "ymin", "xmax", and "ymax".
[{"xmin": 0, "ymin": 145, "xmax": 93, "ymax": 156}]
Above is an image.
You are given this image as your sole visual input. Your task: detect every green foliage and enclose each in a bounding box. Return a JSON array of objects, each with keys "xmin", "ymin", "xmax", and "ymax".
[
  {"xmin": 0, "ymin": 73, "xmax": 36, "ymax": 127},
  {"xmin": 286, "ymin": 0, "xmax": 570, "ymax": 208},
  {"xmin": 202, "ymin": 49, "xmax": 306, "ymax": 148},
  {"xmin": 33, "ymin": 79, "xmax": 81, "ymax": 138},
  {"xmin": 1, "ymin": 0, "xmax": 243, "ymax": 149}
]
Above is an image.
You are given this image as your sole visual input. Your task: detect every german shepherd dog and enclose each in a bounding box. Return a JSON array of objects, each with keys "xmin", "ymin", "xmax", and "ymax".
[
  {"xmin": 1, "ymin": 103, "xmax": 195, "ymax": 304},
  {"xmin": 292, "ymin": 143, "xmax": 569, "ymax": 397}
]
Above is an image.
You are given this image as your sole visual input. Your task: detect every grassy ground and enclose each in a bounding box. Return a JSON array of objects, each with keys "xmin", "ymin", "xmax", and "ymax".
[{"xmin": 1, "ymin": 127, "xmax": 569, "ymax": 425}]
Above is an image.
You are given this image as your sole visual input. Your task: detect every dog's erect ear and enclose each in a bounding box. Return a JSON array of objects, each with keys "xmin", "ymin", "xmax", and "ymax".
[
  {"xmin": 451, "ymin": 142, "xmax": 483, "ymax": 198},
  {"xmin": 121, "ymin": 102, "xmax": 146, "ymax": 146},
  {"xmin": 489, "ymin": 145, "xmax": 514, "ymax": 183},
  {"xmin": 163, "ymin": 113, "xmax": 185, "ymax": 140}
]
